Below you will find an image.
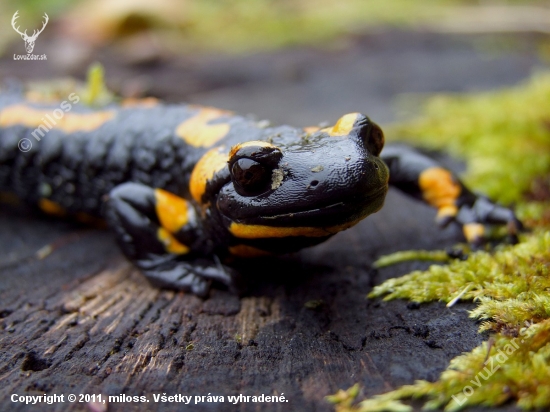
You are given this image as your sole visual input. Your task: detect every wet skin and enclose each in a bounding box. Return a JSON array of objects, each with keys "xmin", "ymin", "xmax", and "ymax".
[{"xmin": 0, "ymin": 91, "xmax": 521, "ymax": 296}]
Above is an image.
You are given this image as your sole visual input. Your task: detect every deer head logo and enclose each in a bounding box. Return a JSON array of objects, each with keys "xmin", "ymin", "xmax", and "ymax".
[{"xmin": 11, "ymin": 11, "xmax": 49, "ymax": 54}]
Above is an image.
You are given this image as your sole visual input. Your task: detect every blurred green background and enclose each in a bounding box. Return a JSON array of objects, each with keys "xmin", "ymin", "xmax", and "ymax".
[{"xmin": 2, "ymin": 0, "xmax": 549, "ymax": 55}]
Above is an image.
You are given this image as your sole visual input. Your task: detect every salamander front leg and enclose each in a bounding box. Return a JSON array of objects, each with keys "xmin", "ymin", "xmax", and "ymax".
[
  {"xmin": 103, "ymin": 182, "xmax": 237, "ymax": 296},
  {"xmin": 381, "ymin": 144, "xmax": 523, "ymax": 244}
]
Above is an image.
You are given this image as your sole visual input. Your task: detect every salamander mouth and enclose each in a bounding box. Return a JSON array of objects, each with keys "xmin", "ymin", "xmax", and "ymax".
[
  {"xmin": 254, "ymin": 185, "xmax": 388, "ymax": 226},
  {"xmin": 258, "ymin": 201, "xmax": 346, "ymax": 220}
]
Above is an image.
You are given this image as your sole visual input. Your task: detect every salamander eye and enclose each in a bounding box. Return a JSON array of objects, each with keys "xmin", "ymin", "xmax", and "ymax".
[
  {"xmin": 364, "ymin": 122, "xmax": 384, "ymax": 157},
  {"xmin": 231, "ymin": 158, "xmax": 270, "ymax": 195}
]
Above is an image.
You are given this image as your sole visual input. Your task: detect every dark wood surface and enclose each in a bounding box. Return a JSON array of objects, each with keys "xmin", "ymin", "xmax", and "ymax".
[
  {"xmin": 0, "ymin": 191, "xmax": 501, "ymax": 412},
  {"xmin": 1, "ymin": 30, "xmax": 543, "ymax": 411}
]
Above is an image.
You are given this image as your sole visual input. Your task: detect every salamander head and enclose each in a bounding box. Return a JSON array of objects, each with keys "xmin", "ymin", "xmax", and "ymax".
[{"xmin": 192, "ymin": 113, "xmax": 389, "ymax": 254}]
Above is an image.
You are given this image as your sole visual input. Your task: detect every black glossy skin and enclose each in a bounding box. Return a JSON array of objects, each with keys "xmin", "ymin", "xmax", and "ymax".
[
  {"xmin": 0, "ymin": 90, "xmax": 521, "ymax": 296},
  {"xmin": 219, "ymin": 133, "xmax": 388, "ymax": 228},
  {"xmin": 0, "ymin": 95, "xmax": 253, "ymax": 214}
]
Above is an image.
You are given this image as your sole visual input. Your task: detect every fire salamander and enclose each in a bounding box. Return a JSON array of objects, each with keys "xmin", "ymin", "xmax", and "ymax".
[{"xmin": 0, "ymin": 90, "xmax": 521, "ymax": 296}]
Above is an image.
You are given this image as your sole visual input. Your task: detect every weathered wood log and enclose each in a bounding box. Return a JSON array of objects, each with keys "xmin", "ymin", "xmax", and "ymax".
[{"xmin": 0, "ymin": 191, "xmax": 488, "ymax": 411}]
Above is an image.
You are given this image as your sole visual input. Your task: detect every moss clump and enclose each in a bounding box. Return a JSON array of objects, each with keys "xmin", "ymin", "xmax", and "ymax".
[
  {"xmin": 329, "ymin": 72, "xmax": 550, "ymax": 411},
  {"xmin": 369, "ymin": 232, "xmax": 550, "ymax": 330},
  {"xmin": 327, "ymin": 384, "xmax": 413, "ymax": 412},
  {"xmin": 388, "ymin": 73, "xmax": 550, "ymax": 206},
  {"xmin": 373, "ymin": 249, "xmax": 455, "ymax": 268},
  {"xmin": 80, "ymin": 63, "xmax": 116, "ymax": 107},
  {"xmin": 330, "ymin": 320, "xmax": 550, "ymax": 411}
]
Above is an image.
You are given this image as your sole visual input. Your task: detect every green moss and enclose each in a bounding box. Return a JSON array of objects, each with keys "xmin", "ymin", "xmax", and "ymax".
[
  {"xmin": 373, "ymin": 249, "xmax": 454, "ymax": 268},
  {"xmin": 370, "ymin": 232, "xmax": 550, "ymax": 320},
  {"xmin": 80, "ymin": 63, "xmax": 116, "ymax": 107},
  {"xmin": 327, "ymin": 384, "xmax": 412, "ymax": 412},
  {"xmin": 388, "ymin": 73, "xmax": 550, "ymax": 206},
  {"xmin": 329, "ymin": 320, "xmax": 550, "ymax": 411},
  {"xmin": 330, "ymin": 72, "xmax": 550, "ymax": 411}
]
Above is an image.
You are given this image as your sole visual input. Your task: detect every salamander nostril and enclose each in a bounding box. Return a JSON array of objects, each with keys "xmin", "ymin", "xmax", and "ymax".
[{"xmin": 310, "ymin": 180, "xmax": 319, "ymax": 187}]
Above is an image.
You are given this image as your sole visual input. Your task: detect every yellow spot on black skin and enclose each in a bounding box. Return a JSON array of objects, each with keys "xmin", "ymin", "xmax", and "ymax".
[
  {"xmin": 25, "ymin": 90, "xmax": 67, "ymax": 104},
  {"xmin": 75, "ymin": 213, "xmax": 107, "ymax": 228},
  {"xmin": 303, "ymin": 126, "xmax": 320, "ymax": 134},
  {"xmin": 322, "ymin": 113, "xmax": 361, "ymax": 136},
  {"xmin": 157, "ymin": 227, "xmax": 189, "ymax": 254},
  {"xmin": 0, "ymin": 105, "xmax": 115, "ymax": 133},
  {"xmin": 39, "ymin": 199, "xmax": 105, "ymax": 226},
  {"xmin": 228, "ymin": 245, "xmax": 272, "ymax": 257},
  {"xmin": 0, "ymin": 192, "xmax": 21, "ymax": 206},
  {"xmin": 463, "ymin": 223, "xmax": 485, "ymax": 243},
  {"xmin": 229, "ymin": 219, "xmax": 361, "ymax": 239},
  {"xmin": 154, "ymin": 189, "xmax": 190, "ymax": 234},
  {"xmin": 418, "ymin": 167, "xmax": 461, "ymax": 218},
  {"xmin": 228, "ymin": 140, "xmax": 277, "ymax": 159},
  {"xmin": 190, "ymin": 146, "xmax": 229, "ymax": 203},
  {"xmin": 38, "ymin": 199, "xmax": 66, "ymax": 216},
  {"xmin": 176, "ymin": 107, "xmax": 232, "ymax": 148},
  {"xmin": 121, "ymin": 97, "xmax": 159, "ymax": 107}
]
